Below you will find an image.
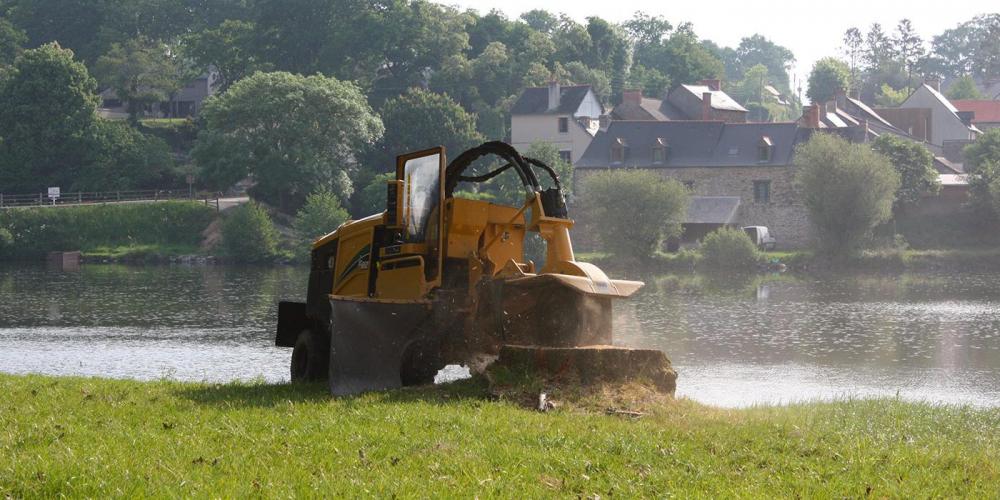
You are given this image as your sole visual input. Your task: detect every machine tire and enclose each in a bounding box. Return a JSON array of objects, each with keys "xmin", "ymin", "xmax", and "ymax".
[{"xmin": 290, "ymin": 329, "xmax": 329, "ymax": 382}]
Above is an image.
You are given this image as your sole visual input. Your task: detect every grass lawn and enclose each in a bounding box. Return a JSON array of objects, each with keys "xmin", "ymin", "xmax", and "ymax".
[
  {"xmin": 1, "ymin": 374, "xmax": 998, "ymax": 497},
  {"xmin": 82, "ymin": 244, "xmax": 203, "ymax": 261}
]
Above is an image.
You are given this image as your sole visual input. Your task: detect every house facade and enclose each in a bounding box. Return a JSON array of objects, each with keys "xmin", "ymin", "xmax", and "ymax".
[
  {"xmin": 510, "ymin": 82, "xmax": 603, "ymax": 164},
  {"xmin": 99, "ymin": 71, "xmax": 219, "ymax": 119},
  {"xmin": 575, "ymin": 120, "xmax": 817, "ymax": 248},
  {"xmin": 876, "ymin": 83, "xmax": 981, "ymax": 147}
]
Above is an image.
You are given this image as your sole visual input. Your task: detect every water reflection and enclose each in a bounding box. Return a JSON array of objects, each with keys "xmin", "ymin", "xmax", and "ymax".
[{"xmin": 1, "ymin": 264, "xmax": 999, "ymax": 407}]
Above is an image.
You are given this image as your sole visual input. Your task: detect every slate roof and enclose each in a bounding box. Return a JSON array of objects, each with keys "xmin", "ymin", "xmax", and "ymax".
[
  {"xmin": 685, "ymin": 196, "xmax": 741, "ymax": 224},
  {"xmin": 681, "ymin": 85, "xmax": 748, "ymax": 112},
  {"xmin": 576, "ymin": 121, "xmax": 804, "ymax": 169},
  {"xmin": 609, "ymin": 97, "xmax": 669, "ymax": 121},
  {"xmin": 510, "ymin": 85, "xmax": 592, "ymax": 115}
]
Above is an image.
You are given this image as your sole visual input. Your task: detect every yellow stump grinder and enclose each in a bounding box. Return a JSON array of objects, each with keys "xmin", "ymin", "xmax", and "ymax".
[{"xmin": 276, "ymin": 141, "xmax": 675, "ymax": 395}]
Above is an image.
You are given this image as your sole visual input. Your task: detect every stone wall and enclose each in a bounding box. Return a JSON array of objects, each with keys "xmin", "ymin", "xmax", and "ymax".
[{"xmin": 571, "ymin": 165, "xmax": 814, "ymax": 250}]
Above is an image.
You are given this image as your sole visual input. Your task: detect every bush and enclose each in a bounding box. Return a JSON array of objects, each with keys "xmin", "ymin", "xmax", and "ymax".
[
  {"xmin": 220, "ymin": 202, "xmax": 279, "ymax": 262},
  {"xmin": 699, "ymin": 227, "xmax": 760, "ymax": 271},
  {"xmin": 581, "ymin": 170, "xmax": 689, "ymax": 261},
  {"xmin": 0, "ymin": 202, "xmax": 214, "ymax": 259},
  {"xmin": 794, "ymin": 134, "xmax": 900, "ymax": 257},
  {"xmin": 294, "ymin": 188, "xmax": 349, "ymax": 257}
]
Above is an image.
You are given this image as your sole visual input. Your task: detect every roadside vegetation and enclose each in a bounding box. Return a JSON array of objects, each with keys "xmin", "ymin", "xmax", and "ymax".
[
  {"xmin": 1, "ymin": 374, "xmax": 997, "ymax": 497},
  {"xmin": 0, "ymin": 201, "xmax": 213, "ymax": 260}
]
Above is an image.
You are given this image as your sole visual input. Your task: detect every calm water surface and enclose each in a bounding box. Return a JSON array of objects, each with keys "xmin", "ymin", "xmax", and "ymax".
[{"xmin": 1, "ymin": 264, "xmax": 998, "ymax": 408}]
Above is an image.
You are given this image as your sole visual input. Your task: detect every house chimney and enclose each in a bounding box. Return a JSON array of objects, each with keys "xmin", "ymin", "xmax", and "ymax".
[
  {"xmin": 924, "ymin": 77, "xmax": 940, "ymax": 92},
  {"xmin": 623, "ymin": 89, "xmax": 643, "ymax": 106},
  {"xmin": 702, "ymin": 92, "xmax": 713, "ymax": 120},
  {"xmin": 599, "ymin": 114, "xmax": 611, "ymax": 132},
  {"xmin": 547, "ymin": 80, "xmax": 561, "ymax": 111},
  {"xmin": 799, "ymin": 104, "xmax": 822, "ymax": 129},
  {"xmin": 700, "ymin": 79, "xmax": 721, "ymax": 91},
  {"xmin": 835, "ymin": 88, "xmax": 847, "ymax": 110}
]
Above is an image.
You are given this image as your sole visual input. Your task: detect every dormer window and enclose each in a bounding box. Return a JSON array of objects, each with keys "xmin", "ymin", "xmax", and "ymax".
[
  {"xmin": 758, "ymin": 136, "xmax": 773, "ymax": 162},
  {"xmin": 611, "ymin": 137, "xmax": 627, "ymax": 164},
  {"xmin": 652, "ymin": 137, "xmax": 669, "ymax": 164}
]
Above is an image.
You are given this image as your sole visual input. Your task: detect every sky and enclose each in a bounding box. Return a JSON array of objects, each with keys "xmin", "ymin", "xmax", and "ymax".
[{"xmin": 447, "ymin": 0, "xmax": 993, "ymax": 99}]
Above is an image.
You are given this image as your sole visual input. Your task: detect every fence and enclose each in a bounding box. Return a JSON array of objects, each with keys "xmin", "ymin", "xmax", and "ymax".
[{"xmin": 0, "ymin": 189, "xmax": 221, "ymax": 211}]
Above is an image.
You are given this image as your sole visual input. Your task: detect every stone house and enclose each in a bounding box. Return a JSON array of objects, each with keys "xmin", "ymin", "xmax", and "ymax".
[
  {"xmin": 509, "ymin": 82, "xmax": 603, "ymax": 164},
  {"xmin": 575, "ymin": 120, "xmax": 818, "ymax": 249}
]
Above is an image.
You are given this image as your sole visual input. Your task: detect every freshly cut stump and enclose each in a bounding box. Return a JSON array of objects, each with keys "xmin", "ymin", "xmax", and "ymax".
[{"xmin": 493, "ymin": 345, "xmax": 677, "ymax": 396}]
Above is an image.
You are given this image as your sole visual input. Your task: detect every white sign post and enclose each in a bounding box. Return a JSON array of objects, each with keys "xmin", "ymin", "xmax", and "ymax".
[{"xmin": 48, "ymin": 187, "xmax": 60, "ymax": 206}]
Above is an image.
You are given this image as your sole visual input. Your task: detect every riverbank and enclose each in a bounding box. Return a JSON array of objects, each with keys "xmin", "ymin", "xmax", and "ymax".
[{"xmin": 1, "ymin": 374, "xmax": 997, "ymax": 497}]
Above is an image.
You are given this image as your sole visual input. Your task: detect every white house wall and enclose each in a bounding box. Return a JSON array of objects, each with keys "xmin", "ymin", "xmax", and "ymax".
[{"xmin": 901, "ymin": 86, "xmax": 978, "ymax": 146}]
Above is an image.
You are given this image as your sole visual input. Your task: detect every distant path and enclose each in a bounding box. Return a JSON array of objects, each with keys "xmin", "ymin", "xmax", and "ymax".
[{"xmin": 0, "ymin": 190, "xmax": 249, "ymax": 211}]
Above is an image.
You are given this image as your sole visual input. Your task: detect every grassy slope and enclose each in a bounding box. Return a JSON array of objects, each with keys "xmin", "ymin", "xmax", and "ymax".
[{"xmin": 1, "ymin": 375, "xmax": 998, "ymax": 497}]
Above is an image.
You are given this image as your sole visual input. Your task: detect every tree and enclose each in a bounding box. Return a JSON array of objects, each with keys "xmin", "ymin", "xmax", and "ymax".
[
  {"xmin": 0, "ymin": 17, "xmax": 26, "ymax": 66},
  {"xmin": 874, "ymin": 83, "xmax": 909, "ymax": 107},
  {"xmin": 871, "ymin": 135, "xmax": 939, "ymax": 211},
  {"xmin": 182, "ymin": 20, "xmax": 269, "ymax": 92},
  {"xmin": 733, "ymin": 34, "xmax": 795, "ymax": 93},
  {"xmin": 806, "ymin": 57, "xmax": 850, "ymax": 103},
  {"xmin": 94, "ymin": 38, "xmax": 186, "ymax": 123},
  {"xmin": 633, "ymin": 23, "xmax": 723, "ymax": 91},
  {"xmin": 519, "ymin": 9, "xmax": 558, "ymax": 34},
  {"xmin": 864, "ymin": 23, "xmax": 896, "ymax": 72},
  {"xmin": 946, "ymin": 75, "xmax": 984, "ymax": 100},
  {"xmin": 842, "ymin": 27, "xmax": 864, "ymax": 89},
  {"xmin": 893, "ymin": 19, "xmax": 924, "ymax": 88},
  {"xmin": 581, "ymin": 170, "xmax": 689, "ymax": 261},
  {"xmin": 377, "ymin": 88, "xmax": 483, "ymax": 168},
  {"xmin": 73, "ymin": 120, "xmax": 174, "ymax": 191},
  {"xmin": 700, "ymin": 227, "xmax": 760, "ymax": 271},
  {"xmin": 794, "ymin": 134, "xmax": 900, "ymax": 256},
  {"xmin": 193, "ymin": 72, "xmax": 384, "ymax": 210},
  {"xmin": 963, "ymin": 129, "xmax": 1000, "ymax": 218},
  {"xmin": 356, "ymin": 172, "xmax": 395, "ymax": 217},
  {"xmin": 293, "ymin": 187, "xmax": 350, "ymax": 257},
  {"xmin": 220, "ymin": 202, "xmax": 280, "ymax": 262},
  {"xmin": 0, "ymin": 43, "xmax": 99, "ymax": 192},
  {"xmin": 927, "ymin": 14, "xmax": 1000, "ymax": 79}
]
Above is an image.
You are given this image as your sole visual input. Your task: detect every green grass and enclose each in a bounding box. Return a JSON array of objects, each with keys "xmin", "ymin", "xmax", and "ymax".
[
  {"xmin": 82, "ymin": 243, "xmax": 203, "ymax": 261},
  {"xmin": 1, "ymin": 374, "xmax": 997, "ymax": 497}
]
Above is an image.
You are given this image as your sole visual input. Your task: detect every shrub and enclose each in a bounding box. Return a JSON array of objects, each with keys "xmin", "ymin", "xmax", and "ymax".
[
  {"xmin": 0, "ymin": 202, "xmax": 214, "ymax": 259},
  {"xmin": 794, "ymin": 134, "xmax": 900, "ymax": 257},
  {"xmin": 581, "ymin": 170, "xmax": 689, "ymax": 261},
  {"xmin": 699, "ymin": 227, "xmax": 760, "ymax": 271},
  {"xmin": 294, "ymin": 188, "xmax": 349, "ymax": 257},
  {"xmin": 220, "ymin": 202, "xmax": 279, "ymax": 262}
]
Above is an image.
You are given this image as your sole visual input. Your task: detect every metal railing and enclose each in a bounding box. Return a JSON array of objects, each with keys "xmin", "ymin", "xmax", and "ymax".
[{"xmin": 0, "ymin": 189, "xmax": 221, "ymax": 210}]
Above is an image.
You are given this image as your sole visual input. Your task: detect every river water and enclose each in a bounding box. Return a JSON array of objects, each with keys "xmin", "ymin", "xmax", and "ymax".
[{"xmin": 1, "ymin": 264, "xmax": 998, "ymax": 408}]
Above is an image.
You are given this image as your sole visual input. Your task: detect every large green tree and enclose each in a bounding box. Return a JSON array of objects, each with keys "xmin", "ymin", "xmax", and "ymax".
[
  {"xmin": 182, "ymin": 20, "xmax": 269, "ymax": 93},
  {"xmin": 377, "ymin": 88, "xmax": 483, "ymax": 167},
  {"xmin": 0, "ymin": 17, "xmax": 26, "ymax": 66},
  {"xmin": 795, "ymin": 134, "xmax": 900, "ymax": 256},
  {"xmin": 94, "ymin": 37, "xmax": 186, "ymax": 122},
  {"xmin": 946, "ymin": 76, "xmax": 984, "ymax": 100},
  {"xmin": 871, "ymin": 135, "xmax": 939, "ymax": 212},
  {"xmin": 581, "ymin": 170, "xmax": 689, "ymax": 261},
  {"xmin": 0, "ymin": 42, "xmax": 99, "ymax": 191},
  {"xmin": 193, "ymin": 71, "xmax": 384, "ymax": 210},
  {"xmin": 806, "ymin": 57, "xmax": 850, "ymax": 103}
]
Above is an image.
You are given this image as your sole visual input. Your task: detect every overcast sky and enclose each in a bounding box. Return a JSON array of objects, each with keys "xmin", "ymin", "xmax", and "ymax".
[{"xmin": 447, "ymin": 0, "xmax": 993, "ymax": 99}]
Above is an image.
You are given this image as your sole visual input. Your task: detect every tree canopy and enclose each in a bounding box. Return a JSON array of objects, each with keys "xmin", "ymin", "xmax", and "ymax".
[
  {"xmin": 795, "ymin": 134, "xmax": 900, "ymax": 256},
  {"xmin": 871, "ymin": 134, "xmax": 939, "ymax": 211},
  {"xmin": 806, "ymin": 57, "xmax": 851, "ymax": 103},
  {"xmin": 193, "ymin": 71, "xmax": 384, "ymax": 209}
]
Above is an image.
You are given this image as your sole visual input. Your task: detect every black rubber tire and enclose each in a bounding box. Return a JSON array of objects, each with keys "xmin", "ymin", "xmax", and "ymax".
[{"xmin": 290, "ymin": 329, "xmax": 329, "ymax": 382}]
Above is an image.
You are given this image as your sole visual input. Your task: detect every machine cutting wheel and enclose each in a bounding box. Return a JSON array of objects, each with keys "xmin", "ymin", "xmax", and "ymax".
[{"xmin": 276, "ymin": 141, "xmax": 674, "ymax": 396}]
